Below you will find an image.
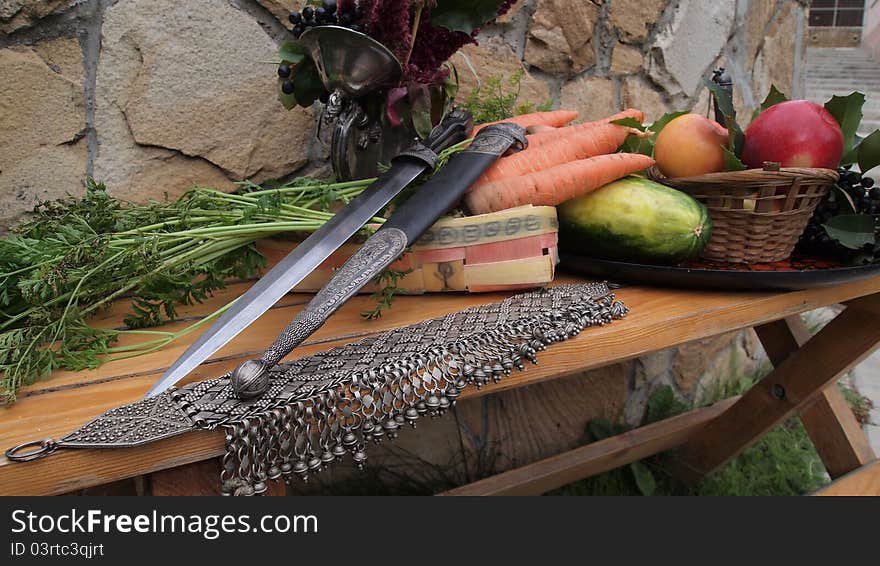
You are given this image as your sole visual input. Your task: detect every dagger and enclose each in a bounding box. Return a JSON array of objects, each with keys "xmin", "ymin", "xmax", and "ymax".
[
  {"xmin": 147, "ymin": 121, "xmax": 527, "ymax": 400},
  {"xmin": 144, "ymin": 110, "xmax": 473, "ymax": 399}
]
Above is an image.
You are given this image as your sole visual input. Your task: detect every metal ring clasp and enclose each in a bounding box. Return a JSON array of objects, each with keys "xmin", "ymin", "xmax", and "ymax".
[{"xmin": 5, "ymin": 438, "xmax": 58, "ymax": 462}]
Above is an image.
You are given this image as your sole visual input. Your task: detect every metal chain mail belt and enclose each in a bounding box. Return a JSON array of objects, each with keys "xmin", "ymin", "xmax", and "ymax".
[{"xmin": 6, "ymin": 282, "xmax": 628, "ymax": 495}]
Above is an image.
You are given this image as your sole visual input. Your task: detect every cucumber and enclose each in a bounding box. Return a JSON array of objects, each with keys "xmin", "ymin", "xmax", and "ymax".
[{"xmin": 558, "ymin": 176, "xmax": 711, "ymax": 264}]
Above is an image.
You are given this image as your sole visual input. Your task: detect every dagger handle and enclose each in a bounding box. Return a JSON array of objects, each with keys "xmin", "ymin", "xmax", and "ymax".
[
  {"xmin": 230, "ymin": 228, "xmax": 408, "ymax": 399},
  {"xmin": 229, "ymin": 123, "xmax": 525, "ymax": 399}
]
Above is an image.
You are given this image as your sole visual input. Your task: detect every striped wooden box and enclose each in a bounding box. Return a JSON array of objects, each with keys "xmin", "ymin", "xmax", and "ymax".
[{"xmin": 257, "ymin": 205, "xmax": 559, "ymax": 294}]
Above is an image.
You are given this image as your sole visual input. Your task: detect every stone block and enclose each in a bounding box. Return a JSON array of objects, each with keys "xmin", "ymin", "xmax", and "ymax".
[
  {"xmin": 456, "ymin": 36, "xmax": 551, "ymax": 108},
  {"xmin": 611, "ymin": 43, "xmax": 643, "ymax": 75},
  {"xmin": 752, "ymin": 1, "xmax": 800, "ymax": 102},
  {"xmin": 0, "ymin": 38, "xmax": 86, "ymax": 230},
  {"xmin": 672, "ymin": 331, "xmax": 738, "ymax": 395},
  {"xmin": 0, "ymin": 0, "xmax": 78, "ymax": 35},
  {"xmin": 524, "ymin": 0, "xmax": 599, "ymax": 76},
  {"xmin": 94, "ymin": 0, "xmax": 314, "ymax": 205},
  {"xmin": 560, "ymin": 75, "xmax": 617, "ymax": 122},
  {"xmin": 609, "ymin": 0, "xmax": 667, "ymax": 44},
  {"xmin": 622, "ymin": 75, "xmax": 669, "ymax": 123},
  {"xmin": 648, "ymin": 0, "xmax": 735, "ymax": 97},
  {"xmin": 257, "ymin": 0, "xmax": 303, "ymax": 27}
]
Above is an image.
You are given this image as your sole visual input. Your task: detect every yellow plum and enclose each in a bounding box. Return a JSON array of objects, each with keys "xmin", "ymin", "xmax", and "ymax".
[{"xmin": 654, "ymin": 113, "xmax": 729, "ymax": 178}]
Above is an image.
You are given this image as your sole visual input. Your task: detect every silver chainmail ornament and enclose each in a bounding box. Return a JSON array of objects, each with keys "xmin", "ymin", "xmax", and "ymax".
[{"xmin": 7, "ymin": 282, "xmax": 627, "ymax": 495}]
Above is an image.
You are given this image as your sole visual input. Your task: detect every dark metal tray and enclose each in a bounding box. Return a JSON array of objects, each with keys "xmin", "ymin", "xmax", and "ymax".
[{"xmin": 559, "ymin": 252, "xmax": 880, "ymax": 291}]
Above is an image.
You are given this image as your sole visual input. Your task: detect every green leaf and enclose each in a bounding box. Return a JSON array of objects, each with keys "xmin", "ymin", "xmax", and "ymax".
[
  {"xmin": 832, "ymin": 185, "xmax": 857, "ymax": 215},
  {"xmin": 291, "ymin": 58, "xmax": 323, "ymax": 107},
  {"xmin": 841, "ymin": 133, "xmax": 863, "ymax": 166},
  {"xmin": 752, "ymin": 85, "xmax": 788, "ymax": 122},
  {"xmin": 858, "ymin": 129, "xmax": 880, "ymax": 173},
  {"xmin": 703, "ymin": 78, "xmax": 744, "ymax": 156},
  {"xmin": 279, "ymin": 41, "xmax": 306, "ymax": 65},
  {"xmin": 629, "ymin": 461, "xmax": 657, "ymax": 496},
  {"xmin": 587, "ymin": 418, "xmax": 615, "ymax": 441},
  {"xmin": 644, "ymin": 385, "xmax": 687, "ymax": 425},
  {"xmin": 614, "ymin": 111, "xmax": 688, "ymax": 157},
  {"xmin": 278, "ymin": 78, "xmax": 297, "ymax": 110},
  {"xmin": 408, "ymin": 84, "xmax": 434, "ymax": 140},
  {"xmin": 611, "ymin": 117, "xmax": 646, "ymax": 130},
  {"xmin": 825, "ymin": 92, "xmax": 865, "ymax": 155},
  {"xmin": 722, "ymin": 147, "xmax": 748, "ymax": 171},
  {"xmin": 649, "ymin": 111, "xmax": 689, "ymax": 136},
  {"xmin": 822, "ymin": 214, "xmax": 876, "ymax": 250},
  {"xmin": 431, "ymin": 0, "xmax": 506, "ymax": 34}
]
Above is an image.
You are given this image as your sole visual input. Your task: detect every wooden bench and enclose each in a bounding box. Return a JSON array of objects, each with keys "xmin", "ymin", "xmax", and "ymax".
[{"xmin": 1, "ymin": 275, "xmax": 878, "ymax": 496}]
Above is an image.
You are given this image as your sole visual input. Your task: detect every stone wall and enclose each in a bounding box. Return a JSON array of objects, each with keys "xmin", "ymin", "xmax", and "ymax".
[
  {"xmin": 2, "ymin": 0, "xmax": 807, "ymax": 230},
  {"xmin": 1, "ymin": 0, "xmax": 807, "ymax": 483}
]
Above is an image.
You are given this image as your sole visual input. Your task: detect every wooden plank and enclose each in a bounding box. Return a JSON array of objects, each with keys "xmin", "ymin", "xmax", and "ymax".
[
  {"xmin": 439, "ymin": 397, "xmax": 739, "ymax": 496},
  {"xmin": 148, "ymin": 459, "xmax": 286, "ymax": 496},
  {"xmin": 676, "ymin": 293, "xmax": 880, "ymax": 484},
  {"xmin": 800, "ymin": 387, "xmax": 876, "ymax": 478},
  {"xmin": 814, "ymin": 460, "xmax": 880, "ymax": 496},
  {"xmin": 5, "ymin": 276, "xmax": 880, "ymax": 495},
  {"xmin": 756, "ymin": 316, "xmax": 876, "ymax": 479}
]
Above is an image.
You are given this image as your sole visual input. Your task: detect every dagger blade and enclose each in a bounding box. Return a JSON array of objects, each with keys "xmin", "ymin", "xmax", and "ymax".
[
  {"xmin": 221, "ymin": 123, "xmax": 528, "ymax": 400},
  {"xmin": 144, "ymin": 160, "xmax": 426, "ymax": 398}
]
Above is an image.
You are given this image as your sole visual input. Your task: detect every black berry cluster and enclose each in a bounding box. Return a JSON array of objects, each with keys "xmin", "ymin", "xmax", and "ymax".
[
  {"xmin": 288, "ymin": 1, "xmax": 365, "ymax": 39},
  {"xmin": 797, "ymin": 167, "xmax": 878, "ymax": 256}
]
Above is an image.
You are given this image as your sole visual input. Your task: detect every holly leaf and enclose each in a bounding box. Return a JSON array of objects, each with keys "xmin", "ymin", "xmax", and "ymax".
[
  {"xmin": 841, "ymin": 133, "xmax": 863, "ymax": 166},
  {"xmin": 752, "ymin": 85, "xmax": 788, "ymax": 121},
  {"xmin": 822, "ymin": 214, "xmax": 876, "ymax": 250},
  {"xmin": 649, "ymin": 110, "xmax": 689, "ymax": 135},
  {"xmin": 722, "ymin": 147, "xmax": 748, "ymax": 171},
  {"xmin": 825, "ymin": 92, "xmax": 865, "ymax": 155},
  {"xmin": 611, "ymin": 117, "xmax": 645, "ymax": 130},
  {"xmin": 614, "ymin": 111, "xmax": 688, "ymax": 156},
  {"xmin": 431, "ymin": 0, "xmax": 506, "ymax": 34},
  {"xmin": 858, "ymin": 129, "xmax": 880, "ymax": 173},
  {"xmin": 704, "ymin": 77, "xmax": 744, "ymax": 156},
  {"xmin": 279, "ymin": 41, "xmax": 307, "ymax": 65}
]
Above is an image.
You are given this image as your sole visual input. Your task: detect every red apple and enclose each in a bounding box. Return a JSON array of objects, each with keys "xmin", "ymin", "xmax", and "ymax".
[{"xmin": 742, "ymin": 100, "xmax": 843, "ymax": 169}]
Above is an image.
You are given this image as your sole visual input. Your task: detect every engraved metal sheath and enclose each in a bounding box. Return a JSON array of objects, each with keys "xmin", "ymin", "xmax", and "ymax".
[
  {"xmin": 5, "ymin": 282, "xmax": 629, "ymax": 497},
  {"xmin": 228, "ymin": 122, "xmax": 528, "ymax": 400}
]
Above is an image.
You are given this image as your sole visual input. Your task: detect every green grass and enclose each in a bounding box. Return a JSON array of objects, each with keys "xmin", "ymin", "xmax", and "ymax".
[{"xmin": 549, "ymin": 374, "xmax": 839, "ymax": 496}]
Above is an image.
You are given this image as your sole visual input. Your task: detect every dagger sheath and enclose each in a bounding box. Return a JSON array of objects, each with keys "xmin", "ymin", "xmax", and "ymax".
[
  {"xmin": 230, "ymin": 122, "xmax": 528, "ymax": 399},
  {"xmin": 145, "ymin": 110, "xmax": 473, "ymax": 399}
]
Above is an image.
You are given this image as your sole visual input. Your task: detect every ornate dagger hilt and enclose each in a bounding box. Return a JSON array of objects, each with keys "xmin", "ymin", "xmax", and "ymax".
[
  {"xmin": 231, "ymin": 228, "xmax": 409, "ymax": 398},
  {"xmin": 230, "ymin": 121, "xmax": 527, "ymax": 400}
]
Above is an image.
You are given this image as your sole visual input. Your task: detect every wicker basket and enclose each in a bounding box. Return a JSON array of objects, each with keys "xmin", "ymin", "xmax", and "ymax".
[{"xmin": 648, "ymin": 166, "xmax": 839, "ymax": 263}]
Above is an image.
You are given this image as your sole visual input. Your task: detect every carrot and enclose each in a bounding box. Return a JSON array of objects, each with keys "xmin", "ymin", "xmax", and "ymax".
[
  {"xmin": 526, "ymin": 108, "xmax": 646, "ymax": 148},
  {"xmin": 464, "ymin": 153, "xmax": 655, "ymax": 215},
  {"xmin": 472, "ymin": 123, "xmax": 643, "ymax": 188},
  {"xmin": 472, "ymin": 109, "xmax": 579, "ymax": 135}
]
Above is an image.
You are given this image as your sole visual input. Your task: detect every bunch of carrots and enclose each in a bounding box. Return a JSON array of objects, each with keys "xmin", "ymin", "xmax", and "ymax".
[{"xmin": 464, "ymin": 108, "xmax": 655, "ymax": 215}]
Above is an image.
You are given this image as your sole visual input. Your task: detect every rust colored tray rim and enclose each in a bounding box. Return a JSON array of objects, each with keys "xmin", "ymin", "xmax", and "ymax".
[{"xmin": 559, "ymin": 252, "xmax": 880, "ymax": 291}]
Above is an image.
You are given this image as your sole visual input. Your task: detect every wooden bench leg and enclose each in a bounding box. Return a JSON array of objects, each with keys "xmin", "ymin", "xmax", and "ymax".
[
  {"xmin": 756, "ymin": 316, "xmax": 875, "ymax": 479},
  {"xmin": 675, "ymin": 294, "xmax": 880, "ymax": 484}
]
